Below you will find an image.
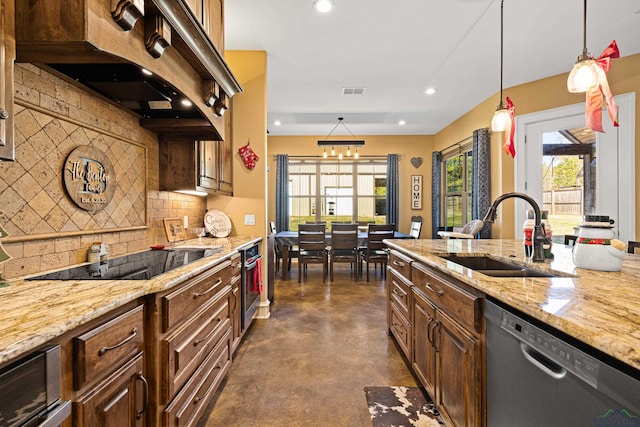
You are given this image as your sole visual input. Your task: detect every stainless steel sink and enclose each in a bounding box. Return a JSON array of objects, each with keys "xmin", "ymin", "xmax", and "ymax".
[{"xmin": 442, "ymin": 255, "xmax": 558, "ymax": 278}]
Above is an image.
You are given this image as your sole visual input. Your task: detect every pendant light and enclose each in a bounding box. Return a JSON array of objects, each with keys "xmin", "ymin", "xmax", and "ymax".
[
  {"xmin": 491, "ymin": 0, "xmax": 510, "ymax": 132},
  {"xmin": 567, "ymin": 0, "xmax": 599, "ymax": 93},
  {"xmin": 317, "ymin": 117, "xmax": 365, "ymax": 158}
]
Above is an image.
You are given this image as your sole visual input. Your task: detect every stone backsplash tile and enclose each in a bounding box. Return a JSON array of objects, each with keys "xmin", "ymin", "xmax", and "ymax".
[{"xmin": 0, "ymin": 65, "xmax": 207, "ymax": 280}]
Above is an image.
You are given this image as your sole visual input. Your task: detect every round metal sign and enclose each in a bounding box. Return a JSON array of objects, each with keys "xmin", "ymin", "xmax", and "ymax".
[{"xmin": 63, "ymin": 146, "xmax": 116, "ymax": 212}]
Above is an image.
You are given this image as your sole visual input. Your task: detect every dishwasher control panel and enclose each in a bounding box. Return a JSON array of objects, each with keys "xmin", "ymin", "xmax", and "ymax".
[{"xmin": 499, "ymin": 308, "xmax": 601, "ymax": 388}]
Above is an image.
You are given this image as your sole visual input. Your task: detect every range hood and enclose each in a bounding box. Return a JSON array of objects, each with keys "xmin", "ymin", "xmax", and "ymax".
[{"xmin": 15, "ymin": 0, "xmax": 242, "ymax": 141}]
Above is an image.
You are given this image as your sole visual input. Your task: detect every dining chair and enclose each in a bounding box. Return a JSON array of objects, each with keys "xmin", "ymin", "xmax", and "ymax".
[
  {"xmin": 328, "ymin": 223, "xmax": 359, "ymax": 281},
  {"xmin": 409, "ymin": 219, "xmax": 422, "ymax": 239},
  {"xmin": 270, "ymin": 222, "xmax": 296, "ymax": 274},
  {"xmin": 360, "ymin": 224, "xmax": 395, "ymax": 282},
  {"xmin": 297, "ymin": 223, "xmax": 328, "ymax": 283},
  {"xmin": 437, "ymin": 219, "xmax": 484, "ymax": 239},
  {"xmin": 628, "ymin": 241, "xmax": 640, "ymax": 254},
  {"xmin": 564, "ymin": 235, "xmax": 577, "ymax": 247}
]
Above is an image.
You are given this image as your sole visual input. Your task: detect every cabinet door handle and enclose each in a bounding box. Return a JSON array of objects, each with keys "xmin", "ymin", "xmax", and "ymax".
[
  {"xmin": 431, "ymin": 321, "xmax": 441, "ymax": 352},
  {"xmin": 193, "ymin": 318, "xmax": 222, "ymax": 346},
  {"xmin": 425, "ymin": 282, "xmax": 444, "ymax": 296},
  {"xmin": 230, "ymin": 288, "xmax": 239, "ymax": 311},
  {"xmin": 136, "ymin": 372, "xmax": 149, "ymax": 419},
  {"xmin": 0, "ymin": 109, "xmax": 8, "ymax": 120},
  {"xmin": 193, "ymin": 278, "xmax": 223, "ymax": 298},
  {"xmin": 98, "ymin": 328, "xmax": 137, "ymax": 355},
  {"xmin": 392, "ymin": 260, "xmax": 405, "ymax": 267},
  {"xmin": 426, "ymin": 318, "xmax": 434, "ymax": 344}
]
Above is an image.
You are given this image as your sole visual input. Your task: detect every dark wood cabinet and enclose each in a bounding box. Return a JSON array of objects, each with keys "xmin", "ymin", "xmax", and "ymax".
[
  {"xmin": 74, "ymin": 353, "xmax": 146, "ymax": 427},
  {"xmin": 183, "ymin": 0, "xmax": 225, "ymax": 52},
  {"xmin": 0, "ymin": 0, "xmax": 15, "ymax": 161},
  {"xmin": 410, "ymin": 262, "xmax": 484, "ymax": 427},
  {"xmin": 68, "ymin": 304, "xmax": 148, "ymax": 427},
  {"xmin": 160, "ymin": 136, "xmax": 233, "ymax": 195},
  {"xmin": 412, "ymin": 290, "xmax": 437, "ymax": 396},
  {"xmin": 229, "ymin": 252, "xmax": 242, "ymax": 352}
]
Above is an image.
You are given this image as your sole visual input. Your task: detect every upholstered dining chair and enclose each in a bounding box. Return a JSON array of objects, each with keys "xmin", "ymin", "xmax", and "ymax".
[
  {"xmin": 437, "ymin": 219, "xmax": 484, "ymax": 239},
  {"xmin": 409, "ymin": 219, "xmax": 422, "ymax": 239},
  {"xmin": 360, "ymin": 224, "xmax": 395, "ymax": 282},
  {"xmin": 328, "ymin": 223, "xmax": 359, "ymax": 281},
  {"xmin": 297, "ymin": 223, "xmax": 328, "ymax": 283}
]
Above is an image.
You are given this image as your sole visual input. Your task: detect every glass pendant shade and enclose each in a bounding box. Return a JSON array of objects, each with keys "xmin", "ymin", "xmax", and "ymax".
[
  {"xmin": 491, "ymin": 107, "xmax": 511, "ymax": 132},
  {"xmin": 354, "ymin": 148, "xmax": 359, "ymax": 159},
  {"xmin": 567, "ymin": 58, "xmax": 599, "ymax": 93}
]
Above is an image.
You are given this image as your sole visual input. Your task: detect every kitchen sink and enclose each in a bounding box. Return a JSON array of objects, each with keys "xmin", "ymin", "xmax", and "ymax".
[{"xmin": 441, "ymin": 255, "xmax": 559, "ymax": 278}]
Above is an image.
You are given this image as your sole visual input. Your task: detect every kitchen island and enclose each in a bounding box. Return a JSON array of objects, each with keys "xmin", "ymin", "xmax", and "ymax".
[{"xmin": 385, "ymin": 238, "xmax": 640, "ymax": 372}]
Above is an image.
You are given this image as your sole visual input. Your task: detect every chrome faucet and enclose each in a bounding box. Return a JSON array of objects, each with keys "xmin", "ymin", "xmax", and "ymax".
[{"xmin": 483, "ymin": 192, "xmax": 548, "ymax": 262}]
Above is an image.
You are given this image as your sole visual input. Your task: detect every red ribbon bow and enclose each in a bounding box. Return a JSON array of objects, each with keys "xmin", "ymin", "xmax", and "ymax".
[
  {"xmin": 585, "ymin": 40, "xmax": 620, "ymax": 132},
  {"xmin": 502, "ymin": 97, "xmax": 516, "ymax": 158}
]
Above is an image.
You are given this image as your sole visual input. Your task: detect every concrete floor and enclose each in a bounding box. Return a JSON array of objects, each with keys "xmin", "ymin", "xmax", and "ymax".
[{"xmin": 198, "ymin": 262, "xmax": 418, "ymax": 426}]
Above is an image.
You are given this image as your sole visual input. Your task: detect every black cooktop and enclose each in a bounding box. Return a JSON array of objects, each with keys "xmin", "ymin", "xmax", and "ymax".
[{"xmin": 27, "ymin": 247, "xmax": 222, "ymax": 281}]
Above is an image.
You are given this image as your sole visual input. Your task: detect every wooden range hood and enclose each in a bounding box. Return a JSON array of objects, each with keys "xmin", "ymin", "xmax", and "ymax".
[{"xmin": 15, "ymin": 0, "xmax": 242, "ymax": 141}]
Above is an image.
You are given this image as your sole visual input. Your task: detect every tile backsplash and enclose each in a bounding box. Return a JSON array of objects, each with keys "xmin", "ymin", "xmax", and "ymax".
[{"xmin": 0, "ymin": 64, "xmax": 206, "ymax": 280}]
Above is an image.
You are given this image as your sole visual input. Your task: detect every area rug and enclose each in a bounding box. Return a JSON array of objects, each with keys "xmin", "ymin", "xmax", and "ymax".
[{"xmin": 364, "ymin": 386, "xmax": 445, "ymax": 427}]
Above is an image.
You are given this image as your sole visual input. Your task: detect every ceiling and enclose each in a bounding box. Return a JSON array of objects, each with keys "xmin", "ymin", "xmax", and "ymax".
[{"xmin": 224, "ymin": 0, "xmax": 640, "ymax": 137}]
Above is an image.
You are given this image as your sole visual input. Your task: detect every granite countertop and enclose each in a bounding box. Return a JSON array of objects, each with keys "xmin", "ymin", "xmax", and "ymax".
[
  {"xmin": 0, "ymin": 236, "xmax": 261, "ymax": 366},
  {"xmin": 384, "ymin": 239, "xmax": 640, "ymax": 372}
]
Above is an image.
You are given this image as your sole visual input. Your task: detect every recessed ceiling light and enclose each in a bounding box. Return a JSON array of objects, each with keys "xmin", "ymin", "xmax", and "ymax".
[
  {"xmin": 141, "ymin": 68, "xmax": 153, "ymax": 76},
  {"xmin": 398, "ymin": 120, "xmax": 406, "ymax": 126},
  {"xmin": 313, "ymin": 0, "xmax": 334, "ymax": 13},
  {"xmin": 274, "ymin": 120, "xmax": 282, "ymax": 126},
  {"xmin": 181, "ymin": 99, "xmax": 192, "ymax": 107},
  {"xmin": 425, "ymin": 87, "xmax": 438, "ymax": 95}
]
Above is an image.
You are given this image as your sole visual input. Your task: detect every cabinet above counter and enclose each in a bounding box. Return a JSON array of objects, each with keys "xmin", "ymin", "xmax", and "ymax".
[
  {"xmin": 384, "ymin": 238, "xmax": 640, "ymax": 372},
  {"xmin": 15, "ymin": 0, "xmax": 241, "ymax": 141}
]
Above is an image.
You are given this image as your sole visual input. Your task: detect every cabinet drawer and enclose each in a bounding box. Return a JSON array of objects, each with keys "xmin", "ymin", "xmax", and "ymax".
[
  {"xmin": 230, "ymin": 252, "xmax": 241, "ymax": 278},
  {"xmin": 412, "ymin": 263, "xmax": 482, "ymax": 334},
  {"xmin": 163, "ymin": 292, "xmax": 231, "ymax": 401},
  {"xmin": 388, "ymin": 269, "xmax": 411, "ymax": 316},
  {"xmin": 162, "ymin": 260, "xmax": 231, "ymax": 332},
  {"xmin": 163, "ymin": 330, "xmax": 232, "ymax": 427},
  {"xmin": 390, "ymin": 304, "xmax": 411, "ymax": 358},
  {"xmin": 388, "ymin": 250, "xmax": 412, "ymax": 280},
  {"xmin": 73, "ymin": 305, "xmax": 145, "ymax": 390}
]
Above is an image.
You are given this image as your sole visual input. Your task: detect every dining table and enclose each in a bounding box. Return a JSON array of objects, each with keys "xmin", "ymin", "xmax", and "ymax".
[{"xmin": 274, "ymin": 230, "xmax": 411, "ymax": 280}]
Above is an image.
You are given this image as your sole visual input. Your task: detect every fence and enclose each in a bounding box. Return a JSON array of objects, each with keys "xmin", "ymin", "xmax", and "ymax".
[{"xmin": 542, "ymin": 188, "xmax": 583, "ymax": 215}]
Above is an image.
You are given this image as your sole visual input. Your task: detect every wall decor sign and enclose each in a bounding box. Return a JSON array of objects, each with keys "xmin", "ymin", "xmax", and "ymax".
[
  {"xmin": 411, "ymin": 175, "xmax": 422, "ymax": 210},
  {"xmin": 64, "ymin": 146, "xmax": 116, "ymax": 212}
]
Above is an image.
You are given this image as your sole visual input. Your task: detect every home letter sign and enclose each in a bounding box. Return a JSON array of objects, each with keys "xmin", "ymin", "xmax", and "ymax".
[{"xmin": 411, "ymin": 175, "xmax": 422, "ymax": 210}]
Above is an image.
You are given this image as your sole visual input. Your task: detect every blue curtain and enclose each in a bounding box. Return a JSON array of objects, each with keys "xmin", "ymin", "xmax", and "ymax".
[
  {"xmin": 431, "ymin": 151, "xmax": 442, "ymax": 238},
  {"xmin": 386, "ymin": 154, "xmax": 399, "ymax": 230},
  {"xmin": 275, "ymin": 154, "xmax": 289, "ymax": 231},
  {"xmin": 472, "ymin": 128, "xmax": 491, "ymax": 238}
]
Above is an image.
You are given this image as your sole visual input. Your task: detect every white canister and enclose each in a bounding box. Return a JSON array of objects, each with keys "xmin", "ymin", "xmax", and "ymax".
[{"xmin": 572, "ymin": 215, "xmax": 625, "ymax": 271}]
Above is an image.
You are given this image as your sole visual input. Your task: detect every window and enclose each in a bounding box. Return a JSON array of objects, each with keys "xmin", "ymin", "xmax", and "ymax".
[
  {"xmin": 442, "ymin": 147, "xmax": 473, "ymax": 228},
  {"xmin": 288, "ymin": 158, "xmax": 387, "ymax": 230}
]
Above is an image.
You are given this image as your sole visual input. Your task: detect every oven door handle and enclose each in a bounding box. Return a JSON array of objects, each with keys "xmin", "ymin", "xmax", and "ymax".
[
  {"xmin": 245, "ymin": 254, "xmax": 263, "ymax": 270},
  {"xmin": 37, "ymin": 400, "xmax": 72, "ymax": 427}
]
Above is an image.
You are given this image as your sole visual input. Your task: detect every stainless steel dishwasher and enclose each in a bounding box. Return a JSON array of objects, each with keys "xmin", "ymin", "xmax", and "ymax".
[{"xmin": 485, "ymin": 299, "xmax": 640, "ymax": 427}]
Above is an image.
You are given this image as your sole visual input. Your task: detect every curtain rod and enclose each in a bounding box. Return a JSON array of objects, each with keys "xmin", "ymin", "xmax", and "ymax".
[
  {"xmin": 272, "ymin": 155, "xmax": 395, "ymax": 161},
  {"xmin": 438, "ymin": 136, "xmax": 473, "ymax": 155}
]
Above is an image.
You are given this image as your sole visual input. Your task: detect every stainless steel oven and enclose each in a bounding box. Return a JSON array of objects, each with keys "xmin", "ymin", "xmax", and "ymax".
[
  {"xmin": 240, "ymin": 242, "xmax": 262, "ymax": 329},
  {"xmin": 0, "ymin": 345, "xmax": 71, "ymax": 427}
]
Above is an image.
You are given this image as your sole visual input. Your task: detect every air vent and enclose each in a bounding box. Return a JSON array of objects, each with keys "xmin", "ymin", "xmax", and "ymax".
[{"xmin": 342, "ymin": 87, "xmax": 366, "ymax": 95}]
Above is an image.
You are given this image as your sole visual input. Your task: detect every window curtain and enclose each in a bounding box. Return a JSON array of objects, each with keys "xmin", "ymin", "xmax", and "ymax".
[
  {"xmin": 386, "ymin": 154, "xmax": 399, "ymax": 230},
  {"xmin": 472, "ymin": 128, "xmax": 491, "ymax": 238},
  {"xmin": 431, "ymin": 151, "xmax": 442, "ymax": 238},
  {"xmin": 431, "ymin": 128, "xmax": 491, "ymax": 239},
  {"xmin": 275, "ymin": 154, "xmax": 289, "ymax": 232}
]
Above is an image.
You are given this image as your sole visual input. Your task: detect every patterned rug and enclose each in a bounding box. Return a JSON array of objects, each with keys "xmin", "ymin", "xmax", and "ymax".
[{"xmin": 364, "ymin": 386, "xmax": 445, "ymax": 427}]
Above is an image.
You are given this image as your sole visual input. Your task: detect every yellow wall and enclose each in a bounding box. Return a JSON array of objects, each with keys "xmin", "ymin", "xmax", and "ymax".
[
  {"xmin": 434, "ymin": 53, "xmax": 640, "ymax": 239},
  {"xmin": 267, "ymin": 135, "xmax": 433, "ymax": 235}
]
